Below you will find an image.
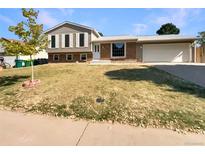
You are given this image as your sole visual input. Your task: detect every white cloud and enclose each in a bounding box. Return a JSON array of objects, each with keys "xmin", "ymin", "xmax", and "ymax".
[
  {"xmin": 133, "ymin": 24, "xmax": 148, "ymax": 35},
  {"xmin": 38, "ymin": 10, "xmax": 59, "ymax": 27},
  {"xmin": 0, "ymin": 14, "xmax": 15, "ymax": 25},
  {"xmin": 154, "ymin": 9, "xmax": 187, "ymax": 27},
  {"xmin": 58, "ymin": 8, "xmax": 75, "ymax": 16},
  {"xmin": 153, "ymin": 9, "xmax": 201, "ymax": 28}
]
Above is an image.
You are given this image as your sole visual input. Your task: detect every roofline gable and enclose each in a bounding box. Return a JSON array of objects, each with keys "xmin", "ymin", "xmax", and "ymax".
[{"xmin": 44, "ymin": 21, "xmax": 100, "ymax": 37}]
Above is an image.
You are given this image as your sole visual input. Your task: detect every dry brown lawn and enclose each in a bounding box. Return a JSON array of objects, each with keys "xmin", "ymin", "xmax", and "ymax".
[{"xmin": 0, "ymin": 63, "xmax": 205, "ymax": 133}]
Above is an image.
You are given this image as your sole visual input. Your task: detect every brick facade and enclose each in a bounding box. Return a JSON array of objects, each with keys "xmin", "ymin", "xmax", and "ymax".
[
  {"xmin": 48, "ymin": 52, "xmax": 92, "ymax": 63},
  {"xmin": 136, "ymin": 43, "xmax": 143, "ymax": 62},
  {"xmin": 100, "ymin": 43, "xmax": 111, "ymax": 60},
  {"xmin": 100, "ymin": 42, "xmax": 142, "ymax": 62},
  {"xmin": 126, "ymin": 42, "xmax": 137, "ymax": 60}
]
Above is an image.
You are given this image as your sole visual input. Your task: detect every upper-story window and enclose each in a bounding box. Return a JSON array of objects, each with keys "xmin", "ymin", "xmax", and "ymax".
[
  {"xmin": 79, "ymin": 33, "xmax": 85, "ymax": 47},
  {"xmin": 65, "ymin": 34, "xmax": 70, "ymax": 47},
  {"xmin": 61, "ymin": 34, "xmax": 73, "ymax": 48},
  {"xmin": 51, "ymin": 35, "xmax": 56, "ymax": 48}
]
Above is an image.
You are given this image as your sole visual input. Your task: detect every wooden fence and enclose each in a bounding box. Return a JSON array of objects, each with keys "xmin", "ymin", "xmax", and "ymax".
[{"xmin": 196, "ymin": 46, "xmax": 205, "ymax": 63}]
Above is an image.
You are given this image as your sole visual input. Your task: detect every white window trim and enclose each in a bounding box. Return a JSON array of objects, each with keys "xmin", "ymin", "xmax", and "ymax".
[
  {"xmin": 66, "ymin": 54, "xmax": 73, "ymax": 61},
  {"xmin": 80, "ymin": 53, "xmax": 87, "ymax": 61},
  {"xmin": 69, "ymin": 33, "xmax": 73, "ymax": 48},
  {"xmin": 84, "ymin": 32, "xmax": 89, "ymax": 47},
  {"xmin": 110, "ymin": 42, "xmax": 126, "ymax": 59},
  {"xmin": 53, "ymin": 54, "xmax": 60, "ymax": 61},
  {"xmin": 76, "ymin": 33, "xmax": 79, "ymax": 48}
]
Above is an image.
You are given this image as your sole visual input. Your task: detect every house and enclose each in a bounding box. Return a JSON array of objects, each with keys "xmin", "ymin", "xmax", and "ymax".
[
  {"xmin": 45, "ymin": 21, "xmax": 197, "ymax": 63},
  {"xmin": 0, "ymin": 38, "xmax": 48, "ymax": 67}
]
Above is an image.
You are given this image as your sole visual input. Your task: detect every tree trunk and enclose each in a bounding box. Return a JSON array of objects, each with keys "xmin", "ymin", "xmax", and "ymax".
[{"xmin": 30, "ymin": 55, "xmax": 34, "ymax": 82}]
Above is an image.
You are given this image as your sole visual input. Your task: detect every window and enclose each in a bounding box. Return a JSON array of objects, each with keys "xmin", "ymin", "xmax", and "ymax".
[
  {"xmin": 112, "ymin": 43, "xmax": 125, "ymax": 57},
  {"xmin": 94, "ymin": 44, "xmax": 100, "ymax": 52},
  {"xmin": 79, "ymin": 33, "xmax": 84, "ymax": 47},
  {"xmin": 53, "ymin": 54, "xmax": 59, "ymax": 61},
  {"xmin": 51, "ymin": 35, "xmax": 56, "ymax": 48},
  {"xmin": 65, "ymin": 34, "xmax": 70, "ymax": 47},
  {"xmin": 66, "ymin": 54, "xmax": 73, "ymax": 61},
  {"xmin": 80, "ymin": 53, "xmax": 87, "ymax": 61}
]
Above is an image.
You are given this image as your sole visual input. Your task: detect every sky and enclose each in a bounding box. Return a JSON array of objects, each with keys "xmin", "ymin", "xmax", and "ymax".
[{"xmin": 0, "ymin": 8, "xmax": 205, "ymax": 39}]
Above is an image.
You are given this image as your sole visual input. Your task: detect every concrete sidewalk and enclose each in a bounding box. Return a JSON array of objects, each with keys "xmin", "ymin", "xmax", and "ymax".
[{"xmin": 0, "ymin": 110, "xmax": 205, "ymax": 146}]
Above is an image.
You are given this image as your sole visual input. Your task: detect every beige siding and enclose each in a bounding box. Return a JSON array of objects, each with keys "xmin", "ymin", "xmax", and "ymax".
[
  {"xmin": 91, "ymin": 31, "xmax": 98, "ymax": 41},
  {"xmin": 91, "ymin": 32, "xmax": 99, "ymax": 51},
  {"xmin": 46, "ymin": 24, "xmax": 92, "ymax": 53}
]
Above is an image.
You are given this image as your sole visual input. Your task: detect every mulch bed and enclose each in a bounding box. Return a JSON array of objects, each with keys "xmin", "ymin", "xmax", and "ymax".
[{"xmin": 22, "ymin": 79, "xmax": 41, "ymax": 88}]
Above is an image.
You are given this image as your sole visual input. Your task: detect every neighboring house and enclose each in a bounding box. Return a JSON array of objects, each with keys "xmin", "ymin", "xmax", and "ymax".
[
  {"xmin": 45, "ymin": 21, "xmax": 197, "ymax": 63},
  {"xmin": 0, "ymin": 38, "xmax": 48, "ymax": 67}
]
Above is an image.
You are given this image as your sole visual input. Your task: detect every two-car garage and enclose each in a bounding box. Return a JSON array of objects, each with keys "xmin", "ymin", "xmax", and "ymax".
[{"xmin": 142, "ymin": 43, "xmax": 191, "ymax": 63}]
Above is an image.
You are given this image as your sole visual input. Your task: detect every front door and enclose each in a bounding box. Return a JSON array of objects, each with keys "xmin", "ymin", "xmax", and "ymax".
[{"xmin": 93, "ymin": 44, "xmax": 100, "ymax": 60}]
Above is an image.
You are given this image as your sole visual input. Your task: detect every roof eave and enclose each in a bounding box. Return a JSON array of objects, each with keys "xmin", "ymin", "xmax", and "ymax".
[
  {"xmin": 44, "ymin": 21, "xmax": 99, "ymax": 34},
  {"xmin": 92, "ymin": 30, "xmax": 101, "ymax": 38},
  {"xmin": 137, "ymin": 38, "xmax": 197, "ymax": 43},
  {"xmin": 92, "ymin": 39, "xmax": 138, "ymax": 43}
]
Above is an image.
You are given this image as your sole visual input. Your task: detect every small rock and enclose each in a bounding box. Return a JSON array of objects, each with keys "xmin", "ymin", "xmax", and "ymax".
[{"xmin": 96, "ymin": 97, "xmax": 105, "ymax": 104}]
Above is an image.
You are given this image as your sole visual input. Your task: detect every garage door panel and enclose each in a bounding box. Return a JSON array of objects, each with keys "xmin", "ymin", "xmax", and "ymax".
[{"xmin": 143, "ymin": 43, "xmax": 190, "ymax": 62}]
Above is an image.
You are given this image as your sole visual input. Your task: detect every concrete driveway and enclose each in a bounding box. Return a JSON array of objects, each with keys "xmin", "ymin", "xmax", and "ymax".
[
  {"xmin": 152, "ymin": 63, "xmax": 205, "ymax": 87},
  {"xmin": 0, "ymin": 110, "xmax": 205, "ymax": 146}
]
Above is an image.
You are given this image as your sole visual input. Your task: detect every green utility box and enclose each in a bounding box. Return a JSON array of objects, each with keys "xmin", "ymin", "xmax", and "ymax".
[
  {"xmin": 15, "ymin": 60, "xmax": 25, "ymax": 68},
  {"xmin": 25, "ymin": 60, "xmax": 32, "ymax": 67}
]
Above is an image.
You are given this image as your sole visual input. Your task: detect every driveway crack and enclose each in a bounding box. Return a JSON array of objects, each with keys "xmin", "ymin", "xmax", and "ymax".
[{"xmin": 76, "ymin": 122, "xmax": 89, "ymax": 146}]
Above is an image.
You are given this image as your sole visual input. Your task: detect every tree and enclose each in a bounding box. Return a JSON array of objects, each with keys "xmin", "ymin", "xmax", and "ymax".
[
  {"xmin": 156, "ymin": 23, "xmax": 180, "ymax": 35},
  {"xmin": 0, "ymin": 8, "xmax": 48, "ymax": 82},
  {"xmin": 98, "ymin": 32, "xmax": 103, "ymax": 36},
  {"xmin": 197, "ymin": 31, "xmax": 205, "ymax": 46}
]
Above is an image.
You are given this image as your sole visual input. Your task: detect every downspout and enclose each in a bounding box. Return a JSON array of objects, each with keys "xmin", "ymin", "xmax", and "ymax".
[
  {"xmin": 194, "ymin": 43, "xmax": 197, "ymax": 63},
  {"xmin": 189, "ymin": 43, "xmax": 192, "ymax": 63}
]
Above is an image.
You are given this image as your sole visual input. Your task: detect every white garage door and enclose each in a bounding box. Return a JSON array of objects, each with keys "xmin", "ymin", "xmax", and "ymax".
[{"xmin": 143, "ymin": 43, "xmax": 191, "ymax": 62}]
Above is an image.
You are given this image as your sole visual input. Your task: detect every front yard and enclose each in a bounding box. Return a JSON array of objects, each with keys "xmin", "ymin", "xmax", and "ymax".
[{"xmin": 0, "ymin": 63, "xmax": 205, "ymax": 133}]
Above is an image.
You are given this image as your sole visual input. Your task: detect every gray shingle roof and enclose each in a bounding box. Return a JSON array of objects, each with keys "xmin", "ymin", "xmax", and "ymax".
[{"xmin": 92, "ymin": 35, "xmax": 197, "ymax": 42}]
